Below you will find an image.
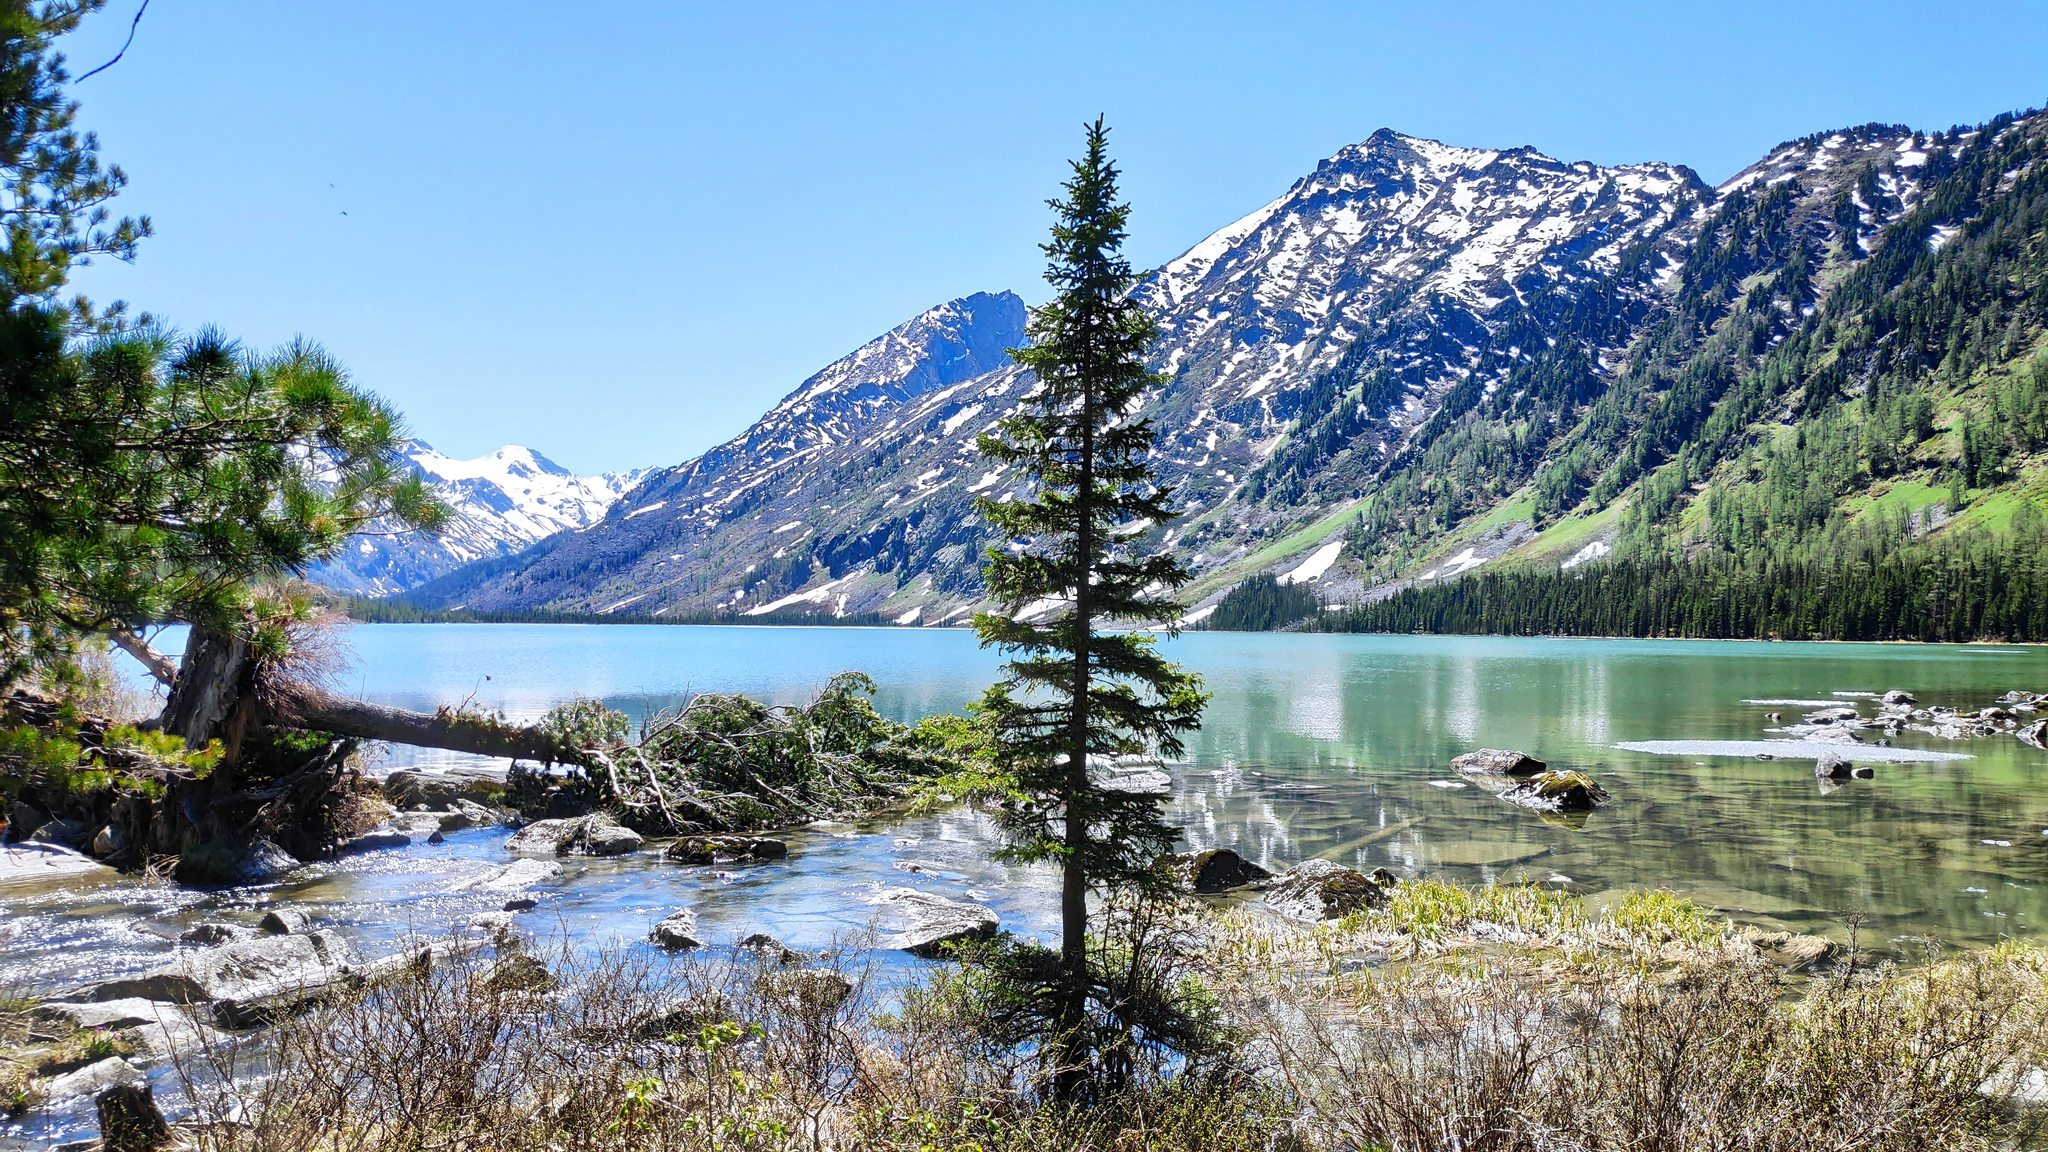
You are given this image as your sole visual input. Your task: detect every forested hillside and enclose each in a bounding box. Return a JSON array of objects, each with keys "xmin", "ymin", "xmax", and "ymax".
[{"xmin": 1322, "ymin": 110, "xmax": 2048, "ymax": 640}]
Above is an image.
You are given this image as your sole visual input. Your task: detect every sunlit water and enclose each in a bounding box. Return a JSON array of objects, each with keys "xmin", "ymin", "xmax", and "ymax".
[{"xmin": 6, "ymin": 625, "xmax": 2048, "ymax": 1144}]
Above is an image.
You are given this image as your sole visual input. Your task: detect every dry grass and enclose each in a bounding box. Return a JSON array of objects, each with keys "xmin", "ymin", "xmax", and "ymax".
[{"xmin": 150, "ymin": 892, "xmax": 2048, "ymax": 1152}]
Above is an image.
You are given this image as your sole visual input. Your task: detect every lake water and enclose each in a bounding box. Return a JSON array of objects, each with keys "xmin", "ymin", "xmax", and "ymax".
[{"xmin": 6, "ymin": 625, "xmax": 2048, "ymax": 1143}]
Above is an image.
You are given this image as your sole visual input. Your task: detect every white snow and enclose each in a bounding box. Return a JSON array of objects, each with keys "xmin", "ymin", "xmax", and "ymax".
[
  {"xmin": 1179, "ymin": 604, "xmax": 1219, "ymax": 627},
  {"xmin": 1560, "ymin": 540, "xmax": 1610, "ymax": 570},
  {"xmin": 624, "ymin": 501, "xmax": 666, "ymax": 519},
  {"xmin": 773, "ymin": 520, "xmax": 804, "ymax": 534},
  {"xmin": 894, "ymin": 606, "xmax": 922, "ymax": 625},
  {"xmin": 1437, "ymin": 547, "xmax": 1487, "ymax": 577},
  {"xmin": 1279, "ymin": 538, "xmax": 1344, "ymax": 585}
]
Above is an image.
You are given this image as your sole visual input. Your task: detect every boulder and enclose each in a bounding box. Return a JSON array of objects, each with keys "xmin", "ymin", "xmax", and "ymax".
[
  {"xmin": 2018, "ymin": 720, "xmax": 2047, "ymax": 749},
  {"xmin": 438, "ymin": 799, "xmax": 512, "ymax": 832},
  {"xmin": 1980, "ymin": 706, "xmax": 2018, "ymax": 724},
  {"xmin": 85, "ymin": 930, "xmax": 354, "ymax": 1012},
  {"xmin": 650, "ymin": 909, "xmax": 704, "ymax": 951},
  {"xmin": 1500, "ymin": 770, "xmax": 1612, "ymax": 813},
  {"xmin": 763, "ymin": 968, "xmax": 854, "ymax": 1009},
  {"xmin": 1882, "ymin": 689, "xmax": 1916, "ymax": 706},
  {"xmin": 1171, "ymin": 847, "xmax": 1273, "ymax": 893},
  {"xmin": 44, "ymin": 1056, "xmax": 147, "ymax": 1102},
  {"xmin": 1449, "ymin": 748, "xmax": 1547, "ymax": 776},
  {"xmin": 502, "ymin": 896, "xmax": 540, "ymax": 913},
  {"xmin": 1262, "ymin": 859, "xmax": 1389, "ymax": 921},
  {"xmin": 29, "ymin": 818, "xmax": 90, "ymax": 847},
  {"xmin": 258, "ymin": 908, "xmax": 311, "ymax": 936},
  {"xmin": 89, "ymin": 823, "xmax": 125, "ymax": 859},
  {"xmin": 505, "ymin": 814, "xmax": 642, "ymax": 857},
  {"xmin": 1814, "ymin": 751, "xmax": 1854, "ymax": 780},
  {"xmin": 870, "ymin": 888, "xmax": 1000, "ymax": 956},
  {"xmin": 34, "ymin": 999, "xmax": 185, "ymax": 1034},
  {"xmin": 1803, "ymin": 706, "xmax": 1860, "ymax": 726},
  {"xmin": 666, "ymin": 835, "xmax": 788, "ymax": 865}
]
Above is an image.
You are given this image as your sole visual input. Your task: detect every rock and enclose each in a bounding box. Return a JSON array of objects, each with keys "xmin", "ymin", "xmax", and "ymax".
[
  {"xmin": 1449, "ymin": 748, "xmax": 1547, "ymax": 776},
  {"xmin": 382, "ymin": 770, "xmax": 466, "ymax": 809},
  {"xmin": 1814, "ymin": 751, "xmax": 1854, "ymax": 780},
  {"xmin": 1500, "ymin": 770, "xmax": 1612, "ymax": 813},
  {"xmin": 666, "ymin": 835, "xmax": 788, "ymax": 865},
  {"xmin": 505, "ymin": 814, "xmax": 642, "ymax": 857},
  {"xmin": 258, "ymin": 908, "xmax": 311, "ymax": 936},
  {"xmin": 1980, "ymin": 706, "xmax": 2017, "ymax": 723},
  {"xmin": 5, "ymin": 798, "xmax": 48, "ymax": 842},
  {"xmin": 29, "ymin": 818, "xmax": 90, "ymax": 847},
  {"xmin": 34, "ymin": 999, "xmax": 187, "ymax": 1034},
  {"xmin": 43, "ymin": 1056, "xmax": 146, "ymax": 1101},
  {"xmin": 871, "ymin": 888, "xmax": 1000, "ymax": 956},
  {"xmin": 1172, "ymin": 847, "xmax": 1272, "ymax": 893},
  {"xmin": 542, "ymin": 791, "xmax": 595, "ymax": 819},
  {"xmin": 427, "ymin": 829, "xmax": 445, "ymax": 844},
  {"xmin": 456, "ymin": 859, "xmax": 563, "ymax": 893},
  {"xmin": 439, "ymin": 799, "xmax": 511, "ymax": 832},
  {"xmin": 238, "ymin": 839, "xmax": 303, "ymax": 883},
  {"xmin": 650, "ymin": 909, "xmax": 704, "ymax": 950},
  {"xmin": 1803, "ymin": 706, "xmax": 1860, "ymax": 726},
  {"xmin": 2018, "ymin": 720, "xmax": 2047, "ymax": 749},
  {"xmin": 502, "ymin": 896, "xmax": 539, "ymax": 912},
  {"xmin": 737, "ymin": 933, "xmax": 802, "ymax": 964},
  {"xmin": 89, "ymin": 824, "xmax": 125, "ymax": 859},
  {"xmin": 1763, "ymin": 711, "xmax": 1782, "ymax": 721},
  {"xmin": 338, "ymin": 829, "xmax": 413, "ymax": 854},
  {"xmin": 95, "ymin": 1079, "xmax": 172, "ymax": 1152},
  {"xmin": 1262, "ymin": 859, "xmax": 1388, "ymax": 921},
  {"xmin": 179, "ymin": 922, "xmax": 245, "ymax": 946},
  {"xmin": 1882, "ymin": 689, "xmax": 1916, "ymax": 706},
  {"xmin": 86, "ymin": 930, "xmax": 353, "ymax": 1012},
  {"xmin": 467, "ymin": 911, "xmax": 518, "ymax": 939}
]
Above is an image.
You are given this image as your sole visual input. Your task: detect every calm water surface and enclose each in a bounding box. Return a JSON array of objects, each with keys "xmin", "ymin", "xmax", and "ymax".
[{"xmin": 7, "ymin": 625, "xmax": 2048, "ymax": 1144}]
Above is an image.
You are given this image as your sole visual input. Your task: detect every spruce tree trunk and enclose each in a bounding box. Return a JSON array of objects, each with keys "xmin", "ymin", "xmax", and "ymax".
[
  {"xmin": 160, "ymin": 626, "xmax": 260, "ymax": 774},
  {"xmin": 1055, "ymin": 407, "xmax": 1097, "ymax": 1102}
]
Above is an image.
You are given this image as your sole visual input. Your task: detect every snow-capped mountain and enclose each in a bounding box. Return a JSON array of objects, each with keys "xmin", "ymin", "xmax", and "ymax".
[
  {"xmin": 403, "ymin": 115, "xmax": 1988, "ymax": 621},
  {"xmin": 309, "ymin": 441, "xmax": 650, "ymax": 596}
]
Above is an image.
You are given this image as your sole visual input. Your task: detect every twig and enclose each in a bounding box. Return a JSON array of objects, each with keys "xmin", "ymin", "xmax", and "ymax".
[{"xmin": 75, "ymin": 0, "xmax": 151, "ymax": 83}]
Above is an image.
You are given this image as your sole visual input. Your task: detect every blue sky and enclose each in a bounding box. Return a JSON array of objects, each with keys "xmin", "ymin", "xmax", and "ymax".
[{"xmin": 63, "ymin": 1, "xmax": 2048, "ymax": 475}]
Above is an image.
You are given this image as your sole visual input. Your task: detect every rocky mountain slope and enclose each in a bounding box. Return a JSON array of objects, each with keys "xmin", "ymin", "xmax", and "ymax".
[
  {"xmin": 403, "ymin": 110, "xmax": 2045, "ymax": 625},
  {"xmin": 309, "ymin": 441, "xmax": 649, "ymax": 596}
]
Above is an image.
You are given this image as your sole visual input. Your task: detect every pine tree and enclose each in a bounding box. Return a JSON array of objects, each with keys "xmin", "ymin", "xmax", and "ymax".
[{"xmin": 971, "ymin": 117, "xmax": 1206, "ymax": 1097}]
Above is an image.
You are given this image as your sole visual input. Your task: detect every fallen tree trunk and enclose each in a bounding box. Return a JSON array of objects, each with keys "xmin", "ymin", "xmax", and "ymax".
[{"xmin": 275, "ymin": 686, "xmax": 580, "ymax": 765}]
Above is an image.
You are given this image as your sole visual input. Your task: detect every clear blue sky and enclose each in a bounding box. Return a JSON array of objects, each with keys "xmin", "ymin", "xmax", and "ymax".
[{"xmin": 62, "ymin": 1, "xmax": 2048, "ymax": 475}]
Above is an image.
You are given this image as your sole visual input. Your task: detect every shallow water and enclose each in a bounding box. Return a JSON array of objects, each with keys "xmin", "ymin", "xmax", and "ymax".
[{"xmin": 6, "ymin": 626, "xmax": 2048, "ymax": 1145}]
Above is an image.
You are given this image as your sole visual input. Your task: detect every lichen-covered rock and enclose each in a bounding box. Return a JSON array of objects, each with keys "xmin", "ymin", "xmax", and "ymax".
[
  {"xmin": 1173, "ymin": 847, "xmax": 1272, "ymax": 893},
  {"xmin": 1449, "ymin": 748, "xmax": 1547, "ymax": 776},
  {"xmin": 650, "ymin": 910, "xmax": 704, "ymax": 950},
  {"xmin": 505, "ymin": 814, "xmax": 642, "ymax": 857},
  {"xmin": 666, "ymin": 835, "xmax": 787, "ymax": 865},
  {"xmin": 1500, "ymin": 770, "xmax": 1611, "ymax": 813},
  {"xmin": 1262, "ymin": 859, "xmax": 1388, "ymax": 921},
  {"xmin": 870, "ymin": 888, "xmax": 999, "ymax": 956}
]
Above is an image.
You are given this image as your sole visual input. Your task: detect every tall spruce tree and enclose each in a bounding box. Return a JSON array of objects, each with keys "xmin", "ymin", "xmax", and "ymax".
[{"xmin": 972, "ymin": 117, "xmax": 1207, "ymax": 1095}]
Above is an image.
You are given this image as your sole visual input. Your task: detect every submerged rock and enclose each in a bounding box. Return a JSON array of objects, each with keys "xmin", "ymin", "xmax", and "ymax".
[
  {"xmin": 650, "ymin": 909, "xmax": 704, "ymax": 951},
  {"xmin": 1739, "ymin": 926, "xmax": 1836, "ymax": 970},
  {"xmin": 666, "ymin": 835, "xmax": 787, "ymax": 865},
  {"xmin": 737, "ymin": 932, "xmax": 803, "ymax": 964},
  {"xmin": 1262, "ymin": 859, "xmax": 1388, "ymax": 921},
  {"xmin": 505, "ymin": 813, "xmax": 642, "ymax": 857},
  {"xmin": 456, "ymin": 858, "xmax": 563, "ymax": 893},
  {"xmin": 1172, "ymin": 848, "xmax": 1273, "ymax": 893},
  {"xmin": 1500, "ymin": 770, "xmax": 1611, "ymax": 813},
  {"xmin": 871, "ymin": 888, "xmax": 1000, "ymax": 956},
  {"xmin": 1450, "ymin": 749, "xmax": 1547, "ymax": 776},
  {"xmin": 2018, "ymin": 720, "xmax": 2047, "ymax": 749}
]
